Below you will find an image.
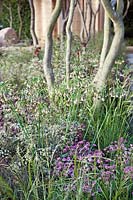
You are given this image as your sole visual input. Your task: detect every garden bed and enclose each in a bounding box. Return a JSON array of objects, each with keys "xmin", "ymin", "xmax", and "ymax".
[{"xmin": 0, "ymin": 41, "xmax": 132, "ymax": 200}]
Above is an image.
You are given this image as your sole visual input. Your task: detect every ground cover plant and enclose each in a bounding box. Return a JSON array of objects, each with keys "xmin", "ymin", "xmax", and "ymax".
[{"xmin": 0, "ymin": 37, "xmax": 133, "ymax": 199}]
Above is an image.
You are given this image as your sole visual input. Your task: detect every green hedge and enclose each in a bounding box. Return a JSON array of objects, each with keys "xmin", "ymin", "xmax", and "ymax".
[{"xmin": 0, "ymin": 0, "xmax": 31, "ymax": 40}]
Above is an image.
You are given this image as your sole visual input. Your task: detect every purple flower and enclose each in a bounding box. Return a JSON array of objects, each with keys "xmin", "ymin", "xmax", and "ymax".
[
  {"xmin": 71, "ymin": 144, "xmax": 77, "ymax": 150},
  {"xmin": 101, "ymin": 171, "xmax": 113, "ymax": 182},
  {"xmin": 67, "ymin": 167, "xmax": 74, "ymax": 177},
  {"xmin": 62, "ymin": 158, "xmax": 67, "ymax": 162},
  {"xmin": 63, "ymin": 145, "xmax": 70, "ymax": 153},
  {"xmin": 57, "ymin": 157, "xmax": 61, "ymax": 161},
  {"xmin": 97, "ymin": 159, "xmax": 102, "ymax": 164},
  {"xmin": 78, "ymin": 140, "xmax": 84, "ymax": 145},
  {"xmin": 93, "ymin": 150, "xmax": 103, "ymax": 157},
  {"xmin": 108, "ymin": 145, "xmax": 117, "ymax": 152},
  {"xmin": 53, "ymin": 136, "xmax": 133, "ymax": 194},
  {"xmin": 88, "ymin": 154, "xmax": 93, "ymax": 162},
  {"xmin": 124, "ymin": 166, "xmax": 133, "ymax": 174},
  {"xmin": 84, "ymin": 142, "xmax": 90, "ymax": 149},
  {"xmin": 82, "ymin": 184, "xmax": 92, "ymax": 193},
  {"xmin": 118, "ymin": 137, "xmax": 125, "ymax": 145},
  {"xmin": 56, "ymin": 161, "xmax": 63, "ymax": 170},
  {"xmin": 103, "ymin": 164, "xmax": 116, "ymax": 171}
]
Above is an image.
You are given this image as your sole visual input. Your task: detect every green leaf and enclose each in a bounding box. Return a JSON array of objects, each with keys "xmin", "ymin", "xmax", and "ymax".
[{"xmin": 0, "ymin": 175, "xmax": 15, "ymax": 200}]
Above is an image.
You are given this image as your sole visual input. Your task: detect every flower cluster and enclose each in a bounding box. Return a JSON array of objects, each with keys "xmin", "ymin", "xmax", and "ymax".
[{"xmin": 54, "ymin": 134, "xmax": 133, "ymax": 195}]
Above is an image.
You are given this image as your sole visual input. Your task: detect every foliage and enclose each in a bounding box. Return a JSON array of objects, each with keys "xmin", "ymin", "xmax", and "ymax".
[
  {"xmin": 0, "ymin": 0, "xmax": 31, "ymax": 40},
  {"xmin": 54, "ymin": 136, "xmax": 133, "ymax": 199},
  {"xmin": 125, "ymin": 38, "xmax": 133, "ymax": 46},
  {"xmin": 0, "ymin": 38, "xmax": 132, "ymax": 199}
]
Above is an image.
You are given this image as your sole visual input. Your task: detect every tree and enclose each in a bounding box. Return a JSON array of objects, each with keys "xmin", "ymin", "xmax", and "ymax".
[
  {"xmin": 43, "ymin": 0, "xmax": 62, "ymax": 95},
  {"xmin": 76, "ymin": 0, "xmax": 101, "ymax": 52},
  {"xmin": 90, "ymin": 0, "xmax": 100, "ymax": 42},
  {"xmin": 77, "ymin": 0, "xmax": 91, "ymax": 51},
  {"xmin": 65, "ymin": 0, "xmax": 76, "ymax": 87},
  {"xmin": 60, "ymin": 0, "xmax": 70, "ymax": 51},
  {"xmin": 42, "ymin": 0, "xmax": 125, "ymax": 108},
  {"xmin": 28, "ymin": 0, "xmax": 38, "ymax": 46},
  {"xmin": 17, "ymin": 0, "xmax": 22, "ymax": 39},
  {"xmin": 3, "ymin": 1, "xmax": 13, "ymax": 28},
  {"xmin": 93, "ymin": 0, "xmax": 125, "ymax": 109}
]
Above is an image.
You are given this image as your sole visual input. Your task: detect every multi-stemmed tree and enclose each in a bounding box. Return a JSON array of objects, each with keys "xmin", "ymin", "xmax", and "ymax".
[
  {"xmin": 93, "ymin": 0, "xmax": 125, "ymax": 109},
  {"xmin": 43, "ymin": 0, "xmax": 125, "ymax": 110}
]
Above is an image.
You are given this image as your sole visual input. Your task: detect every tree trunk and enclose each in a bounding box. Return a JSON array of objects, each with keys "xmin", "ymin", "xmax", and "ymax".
[
  {"xmin": 28, "ymin": 0, "xmax": 38, "ymax": 46},
  {"xmin": 66, "ymin": 0, "xmax": 76, "ymax": 87},
  {"xmin": 90, "ymin": 0, "xmax": 100, "ymax": 42},
  {"xmin": 77, "ymin": 0, "xmax": 90, "ymax": 47},
  {"xmin": 60, "ymin": 1, "xmax": 70, "ymax": 52},
  {"xmin": 60, "ymin": 14, "xmax": 68, "ymax": 52},
  {"xmin": 9, "ymin": 3, "xmax": 13, "ymax": 28},
  {"xmin": 17, "ymin": 0, "xmax": 22, "ymax": 40},
  {"xmin": 99, "ymin": 10, "xmax": 111, "ymax": 68},
  {"xmin": 93, "ymin": 0, "xmax": 124, "ymax": 110},
  {"xmin": 43, "ymin": 0, "xmax": 62, "ymax": 95}
]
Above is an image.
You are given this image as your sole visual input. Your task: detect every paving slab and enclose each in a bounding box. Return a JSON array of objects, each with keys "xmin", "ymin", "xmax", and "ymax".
[
  {"xmin": 126, "ymin": 47, "xmax": 133, "ymax": 95},
  {"xmin": 126, "ymin": 46, "xmax": 133, "ymax": 53},
  {"xmin": 126, "ymin": 52, "xmax": 133, "ymax": 69}
]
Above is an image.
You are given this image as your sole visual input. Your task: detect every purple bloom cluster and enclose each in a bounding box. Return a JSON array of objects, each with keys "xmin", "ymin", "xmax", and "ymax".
[{"xmin": 54, "ymin": 134, "xmax": 133, "ymax": 194}]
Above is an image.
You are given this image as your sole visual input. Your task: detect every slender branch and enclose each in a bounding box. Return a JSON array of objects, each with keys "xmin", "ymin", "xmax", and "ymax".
[
  {"xmin": 77, "ymin": 0, "xmax": 90, "ymax": 43},
  {"xmin": 123, "ymin": 0, "xmax": 130, "ymax": 18},
  {"xmin": 28, "ymin": 0, "xmax": 38, "ymax": 46},
  {"xmin": 117, "ymin": 0, "xmax": 124, "ymax": 16},
  {"xmin": 101, "ymin": 0, "xmax": 119, "ymax": 22}
]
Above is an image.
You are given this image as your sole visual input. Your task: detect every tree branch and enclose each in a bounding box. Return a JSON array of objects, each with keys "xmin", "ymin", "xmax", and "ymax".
[{"xmin": 101, "ymin": 0, "xmax": 119, "ymax": 22}]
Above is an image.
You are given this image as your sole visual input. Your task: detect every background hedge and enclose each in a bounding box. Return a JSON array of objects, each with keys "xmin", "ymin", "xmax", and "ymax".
[{"xmin": 0, "ymin": 0, "xmax": 31, "ymax": 40}]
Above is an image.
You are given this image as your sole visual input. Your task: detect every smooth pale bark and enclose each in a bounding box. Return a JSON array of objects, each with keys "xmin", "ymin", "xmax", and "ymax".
[
  {"xmin": 43, "ymin": 0, "xmax": 62, "ymax": 95},
  {"xmin": 123, "ymin": 0, "xmax": 130, "ymax": 18},
  {"xmin": 9, "ymin": 3, "xmax": 13, "ymax": 28},
  {"xmin": 91, "ymin": 0, "xmax": 100, "ymax": 42},
  {"xmin": 28, "ymin": 0, "xmax": 38, "ymax": 46},
  {"xmin": 60, "ymin": 14, "xmax": 68, "ymax": 50},
  {"xmin": 66, "ymin": 0, "xmax": 76, "ymax": 87},
  {"xmin": 93, "ymin": 0, "xmax": 124, "ymax": 109},
  {"xmin": 17, "ymin": 0, "xmax": 22, "ymax": 39},
  {"xmin": 60, "ymin": 2, "xmax": 69, "ymax": 51},
  {"xmin": 99, "ymin": 11, "xmax": 111, "ymax": 68}
]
